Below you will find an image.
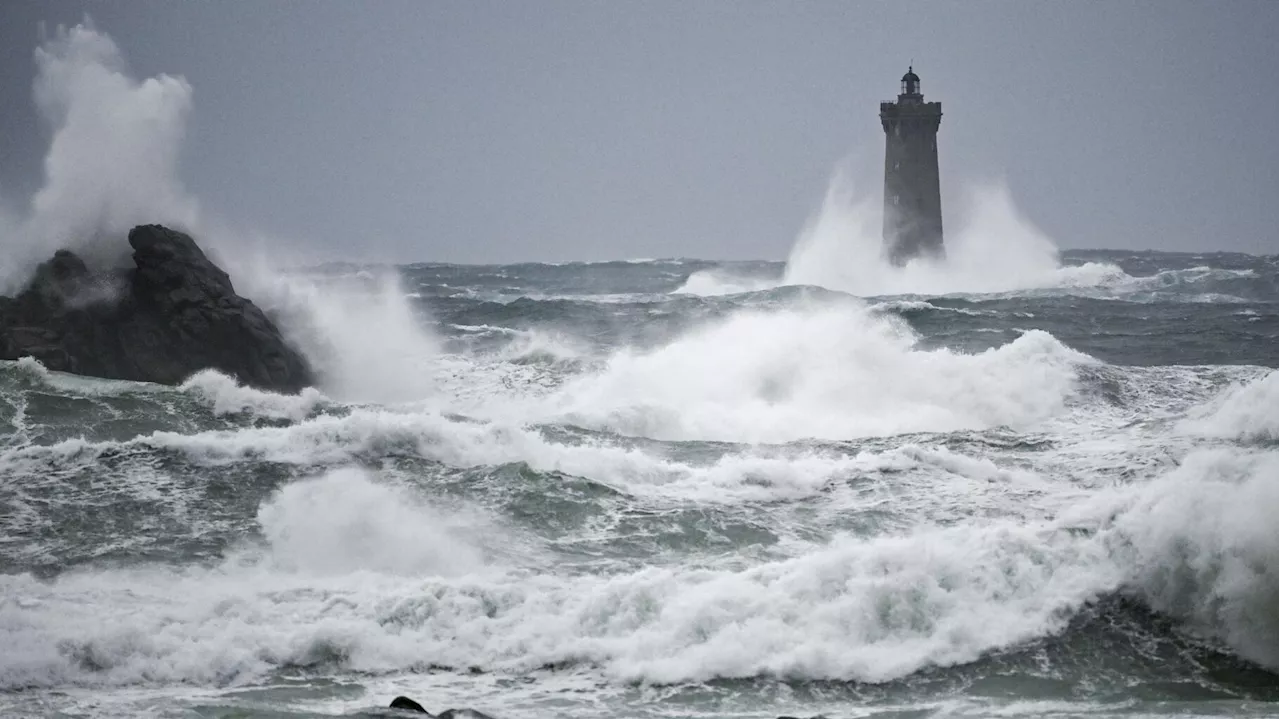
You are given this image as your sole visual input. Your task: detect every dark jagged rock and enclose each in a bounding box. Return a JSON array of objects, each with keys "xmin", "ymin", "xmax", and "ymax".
[
  {"xmin": 0, "ymin": 224, "xmax": 314, "ymax": 393},
  {"xmin": 386, "ymin": 697, "xmax": 496, "ymax": 718},
  {"xmin": 389, "ymin": 696, "xmax": 430, "ymax": 714}
]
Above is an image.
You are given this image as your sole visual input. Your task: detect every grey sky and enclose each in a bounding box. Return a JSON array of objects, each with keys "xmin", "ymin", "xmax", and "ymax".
[{"xmin": 1, "ymin": 1, "xmax": 1276, "ymax": 263}]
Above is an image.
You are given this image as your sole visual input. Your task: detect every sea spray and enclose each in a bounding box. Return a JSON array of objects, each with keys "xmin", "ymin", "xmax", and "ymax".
[
  {"xmin": 1, "ymin": 256, "xmax": 1275, "ymax": 715},
  {"xmin": 1177, "ymin": 370, "xmax": 1279, "ymax": 442},
  {"xmin": 255, "ymin": 468, "xmax": 487, "ymax": 575},
  {"xmin": 525, "ymin": 298, "xmax": 1090, "ymax": 442},
  {"xmin": 0, "ymin": 380, "xmax": 1074, "ymax": 511},
  {"xmin": 179, "ymin": 370, "xmax": 330, "ymax": 422},
  {"xmin": 0, "ymin": 18, "xmax": 1274, "ymax": 719},
  {"xmin": 783, "ymin": 176, "xmax": 1125, "ymax": 295},
  {"xmin": 2, "ymin": 21, "xmax": 199, "ymax": 294},
  {"xmin": 4, "ymin": 445, "xmax": 1273, "ymax": 691},
  {"xmin": 240, "ymin": 268, "xmax": 443, "ymax": 404},
  {"xmin": 0, "ymin": 20, "xmax": 438, "ymax": 411},
  {"xmin": 0, "ymin": 479, "xmax": 1130, "ymax": 689},
  {"xmin": 1112, "ymin": 449, "xmax": 1278, "ymax": 669},
  {"xmin": 675, "ymin": 173, "xmax": 1126, "ymax": 298}
]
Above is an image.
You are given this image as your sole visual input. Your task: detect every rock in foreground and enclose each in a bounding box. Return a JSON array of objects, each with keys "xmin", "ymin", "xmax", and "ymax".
[
  {"xmin": 389, "ymin": 696, "xmax": 497, "ymax": 717},
  {"xmin": 0, "ymin": 224, "xmax": 314, "ymax": 393}
]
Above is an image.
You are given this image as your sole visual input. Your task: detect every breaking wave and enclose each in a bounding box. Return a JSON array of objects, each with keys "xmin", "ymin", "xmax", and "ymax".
[
  {"xmin": 0, "ymin": 19, "xmax": 1274, "ymax": 718},
  {"xmin": 676, "ymin": 176, "xmax": 1127, "ymax": 299},
  {"xmin": 1106, "ymin": 449, "xmax": 1278, "ymax": 669},
  {"xmin": 1178, "ymin": 371, "xmax": 1279, "ymax": 442},
  {"xmin": 1, "ymin": 20, "xmax": 199, "ymax": 294},
  {"xmin": 1, "ymin": 440, "xmax": 1273, "ymax": 689},
  {"xmin": 521, "ymin": 299, "xmax": 1091, "ymax": 443}
]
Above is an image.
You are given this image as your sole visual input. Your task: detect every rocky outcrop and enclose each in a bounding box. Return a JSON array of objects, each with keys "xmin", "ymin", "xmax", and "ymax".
[
  {"xmin": 389, "ymin": 696, "xmax": 497, "ymax": 718},
  {"xmin": 0, "ymin": 224, "xmax": 314, "ymax": 393},
  {"xmin": 386, "ymin": 694, "xmax": 823, "ymax": 718},
  {"xmin": 389, "ymin": 697, "xmax": 430, "ymax": 713}
]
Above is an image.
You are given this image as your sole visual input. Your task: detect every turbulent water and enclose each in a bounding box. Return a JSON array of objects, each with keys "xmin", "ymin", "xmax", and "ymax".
[{"xmin": 0, "ymin": 249, "xmax": 1277, "ymax": 719}]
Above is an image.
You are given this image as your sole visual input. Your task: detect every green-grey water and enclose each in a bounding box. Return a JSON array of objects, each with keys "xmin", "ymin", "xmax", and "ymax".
[{"xmin": 0, "ymin": 250, "xmax": 1276, "ymax": 718}]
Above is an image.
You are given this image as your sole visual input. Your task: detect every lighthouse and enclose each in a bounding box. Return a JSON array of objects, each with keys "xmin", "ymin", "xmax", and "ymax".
[{"xmin": 880, "ymin": 67, "xmax": 944, "ymax": 265}]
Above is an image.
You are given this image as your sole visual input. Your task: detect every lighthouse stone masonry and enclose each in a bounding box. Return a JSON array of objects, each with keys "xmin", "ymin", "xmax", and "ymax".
[{"xmin": 880, "ymin": 67, "xmax": 944, "ymax": 265}]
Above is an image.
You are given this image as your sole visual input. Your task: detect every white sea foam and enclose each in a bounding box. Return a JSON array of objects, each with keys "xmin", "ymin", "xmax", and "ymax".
[
  {"xmin": 869, "ymin": 300, "xmax": 996, "ymax": 317},
  {"xmin": 7, "ymin": 356, "xmax": 155, "ymax": 396},
  {"xmin": 4, "ymin": 287, "xmax": 1094, "ymax": 447},
  {"xmin": 1177, "ymin": 371, "xmax": 1278, "ymax": 442},
  {"xmin": 29, "ymin": 412, "xmax": 850, "ymax": 504},
  {"xmin": 522, "ymin": 298, "xmax": 1090, "ymax": 443},
  {"xmin": 11, "ymin": 356, "xmax": 52, "ymax": 383},
  {"xmin": 11, "ymin": 449, "xmax": 1273, "ymax": 690},
  {"xmin": 0, "ymin": 404, "xmax": 1054, "ymax": 512},
  {"xmin": 1061, "ymin": 266, "xmax": 1262, "ymax": 304},
  {"xmin": 1100, "ymin": 449, "xmax": 1278, "ymax": 669},
  {"xmin": 0, "ymin": 21, "xmax": 440, "ymax": 410},
  {"xmin": 0, "ymin": 20, "xmax": 1272, "ymax": 710},
  {"xmin": 673, "ymin": 269, "xmax": 778, "ymax": 297},
  {"xmin": 1, "ymin": 20, "xmax": 199, "ymax": 294},
  {"xmin": 237, "ymin": 267, "xmax": 443, "ymax": 405},
  {"xmin": 255, "ymin": 468, "xmax": 487, "ymax": 576},
  {"xmin": 179, "ymin": 370, "xmax": 329, "ymax": 421},
  {"xmin": 0, "ymin": 298, "xmax": 1097, "ymax": 461},
  {"xmin": 0, "ymin": 499, "xmax": 1114, "ymax": 689},
  {"xmin": 676, "ymin": 174, "xmax": 1127, "ymax": 300},
  {"xmin": 490, "ymin": 329, "xmax": 591, "ymax": 365}
]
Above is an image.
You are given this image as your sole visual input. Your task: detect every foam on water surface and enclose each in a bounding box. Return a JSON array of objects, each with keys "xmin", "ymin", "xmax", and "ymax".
[
  {"xmin": 0, "ymin": 445, "xmax": 1274, "ymax": 693},
  {"xmin": 0, "ymin": 20, "xmax": 1276, "ymax": 719}
]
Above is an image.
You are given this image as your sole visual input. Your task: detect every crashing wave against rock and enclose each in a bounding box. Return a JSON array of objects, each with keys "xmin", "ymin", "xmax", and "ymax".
[{"xmin": 0, "ymin": 224, "xmax": 314, "ymax": 393}]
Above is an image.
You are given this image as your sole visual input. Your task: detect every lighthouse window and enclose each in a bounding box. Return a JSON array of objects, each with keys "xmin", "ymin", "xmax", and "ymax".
[{"xmin": 893, "ymin": 195, "xmax": 900, "ymax": 206}]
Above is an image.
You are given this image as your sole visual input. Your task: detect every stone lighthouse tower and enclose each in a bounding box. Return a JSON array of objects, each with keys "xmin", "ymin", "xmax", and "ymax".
[{"xmin": 880, "ymin": 66, "xmax": 944, "ymax": 265}]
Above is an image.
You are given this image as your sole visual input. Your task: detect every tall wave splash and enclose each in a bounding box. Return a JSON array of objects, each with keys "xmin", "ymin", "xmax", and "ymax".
[
  {"xmin": 1, "ymin": 20, "xmax": 197, "ymax": 294},
  {"xmin": 0, "ymin": 20, "xmax": 442, "ymax": 410},
  {"xmin": 0, "ymin": 18, "xmax": 1276, "ymax": 719},
  {"xmin": 677, "ymin": 172, "xmax": 1128, "ymax": 298}
]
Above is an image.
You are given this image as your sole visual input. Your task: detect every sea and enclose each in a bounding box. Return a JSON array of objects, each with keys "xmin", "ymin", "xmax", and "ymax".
[{"xmin": 0, "ymin": 247, "xmax": 1276, "ymax": 719}]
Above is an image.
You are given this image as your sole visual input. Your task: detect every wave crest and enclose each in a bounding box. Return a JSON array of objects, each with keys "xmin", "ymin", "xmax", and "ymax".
[
  {"xmin": 1178, "ymin": 371, "xmax": 1278, "ymax": 443},
  {"xmin": 530, "ymin": 299, "xmax": 1090, "ymax": 442},
  {"xmin": 1108, "ymin": 449, "xmax": 1278, "ymax": 669}
]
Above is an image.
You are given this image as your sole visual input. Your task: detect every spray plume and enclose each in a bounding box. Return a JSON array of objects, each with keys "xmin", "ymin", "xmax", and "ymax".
[
  {"xmin": 0, "ymin": 20, "xmax": 441, "ymax": 403},
  {"xmin": 678, "ymin": 170, "xmax": 1123, "ymax": 298},
  {"xmin": 1, "ymin": 20, "xmax": 199, "ymax": 292}
]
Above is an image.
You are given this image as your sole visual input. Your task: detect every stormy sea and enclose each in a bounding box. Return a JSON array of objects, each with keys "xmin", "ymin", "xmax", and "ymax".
[
  {"xmin": 1, "ymin": 238, "xmax": 1277, "ymax": 718},
  {"xmin": 1, "ymin": 19, "xmax": 1277, "ymax": 719}
]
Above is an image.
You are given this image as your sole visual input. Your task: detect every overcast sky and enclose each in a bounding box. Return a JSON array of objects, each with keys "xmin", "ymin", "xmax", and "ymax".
[{"xmin": 1, "ymin": 1, "xmax": 1276, "ymax": 262}]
